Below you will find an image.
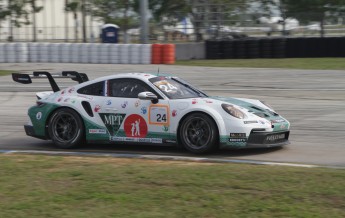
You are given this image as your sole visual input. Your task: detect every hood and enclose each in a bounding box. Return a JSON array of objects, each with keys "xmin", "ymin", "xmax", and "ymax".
[{"xmin": 211, "ymin": 96, "xmax": 281, "ymax": 120}]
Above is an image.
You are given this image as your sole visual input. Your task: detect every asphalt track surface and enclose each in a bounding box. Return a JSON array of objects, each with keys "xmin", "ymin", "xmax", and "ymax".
[{"xmin": 0, "ymin": 63, "xmax": 344, "ymax": 167}]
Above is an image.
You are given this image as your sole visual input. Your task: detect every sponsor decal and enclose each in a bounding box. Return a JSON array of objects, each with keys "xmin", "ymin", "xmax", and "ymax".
[
  {"xmin": 110, "ymin": 137, "xmax": 163, "ymax": 144},
  {"xmin": 229, "ymin": 138, "xmax": 247, "ymax": 142},
  {"xmin": 204, "ymin": 99, "xmax": 213, "ymax": 103},
  {"xmin": 266, "ymin": 133, "xmax": 285, "ymax": 142},
  {"xmin": 99, "ymin": 113, "xmax": 126, "ymax": 136},
  {"xmin": 144, "ymin": 74, "xmax": 151, "ymax": 77},
  {"xmin": 68, "ymin": 88, "xmax": 75, "ymax": 93},
  {"xmin": 244, "ymin": 121, "xmax": 258, "ymax": 124},
  {"xmin": 64, "ymin": 98, "xmax": 70, "ymax": 102},
  {"xmin": 172, "ymin": 109, "xmax": 177, "ymax": 117},
  {"xmin": 164, "ymin": 139, "xmax": 176, "ymax": 143},
  {"xmin": 124, "ymin": 114, "xmax": 148, "ymax": 138},
  {"xmin": 135, "ymin": 100, "xmax": 141, "ymax": 107},
  {"xmin": 121, "ymin": 101, "xmax": 128, "ymax": 108},
  {"xmin": 61, "ymin": 90, "xmax": 65, "ymax": 95},
  {"xmin": 89, "ymin": 129, "xmax": 107, "ymax": 134},
  {"xmin": 192, "ymin": 99, "xmax": 198, "ymax": 104},
  {"xmin": 149, "ymin": 104, "xmax": 170, "ymax": 125},
  {"xmin": 230, "ymin": 133, "xmax": 246, "ymax": 138},
  {"xmin": 36, "ymin": 112, "xmax": 42, "ymax": 120},
  {"xmin": 141, "ymin": 106, "xmax": 147, "ymax": 115},
  {"xmin": 71, "ymin": 99, "xmax": 76, "ymax": 104},
  {"xmin": 280, "ymin": 124, "xmax": 286, "ymax": 130},
  {"xmin": 163, "ymin": 125, "xmax": 169, "ymax": 132},
  {"xmin": 57, "ymin": 97, "xmax": 63, "ymax": 102},
  {"xmin": 94, "ymin": 105, "xmax": 101, "ymax": 113},
  {"xmin": 106, "ymin": 99, "xmax": 112, "ymax": 106}
]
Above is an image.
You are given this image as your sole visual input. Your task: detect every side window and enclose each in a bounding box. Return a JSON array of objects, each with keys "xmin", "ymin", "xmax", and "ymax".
[
  {"xmin": 109, "ymin": 78, "xmax": 155, "ymax": 98},
  {"xmin": 77, "ymin": 81, "xmax": 104, "ymax": 96}
]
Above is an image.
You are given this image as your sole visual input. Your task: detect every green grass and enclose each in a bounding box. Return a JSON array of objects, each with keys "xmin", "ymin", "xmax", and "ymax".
[
  {"xmin": 176, "ymin": 58, "xmax": 345, "ymax": 70},
  {"xmin": 0, "ymin": 155, "xmax": 344, "ymax": 218},
  {"xmin": 0, "ymin": 70, "xmax": 12, "ymax": 76}
]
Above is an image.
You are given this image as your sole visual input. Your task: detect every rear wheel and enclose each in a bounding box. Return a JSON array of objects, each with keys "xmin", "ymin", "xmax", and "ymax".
[
  {"xmin": 179, "ymin": 113, "xmax": 218, "ymax": 154},
  {"xmin": 48, "ymin": 108, "xmax": 85, "ymax": 148}
]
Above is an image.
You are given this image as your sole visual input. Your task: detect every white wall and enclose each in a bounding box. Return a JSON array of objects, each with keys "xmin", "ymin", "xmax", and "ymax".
[{"xmin": 0, "ymin": 0, "xmax": 103, "ymax": 42}]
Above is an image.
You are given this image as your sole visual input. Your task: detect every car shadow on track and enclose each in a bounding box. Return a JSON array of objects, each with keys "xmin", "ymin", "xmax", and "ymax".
[{"xmin": 22, "ymin": 141, "xmax": 285, "ymax": 158}]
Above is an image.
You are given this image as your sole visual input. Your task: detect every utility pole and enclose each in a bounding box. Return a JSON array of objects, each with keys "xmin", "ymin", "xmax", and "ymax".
[
  {"xmin": 81, "ymin": 0, "xmax": 86, "ymax": 42},
  {"xmin": 140, "ymin": 0, "xmax": 149, "ymax": 44},
  {"xmin": 65, "ymin": 0, "xmax": 69, "ymax": 42}
]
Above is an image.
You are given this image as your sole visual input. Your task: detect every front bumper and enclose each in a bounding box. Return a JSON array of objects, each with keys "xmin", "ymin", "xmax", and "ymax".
[{"xmin": 246, "ymin": 130, "xmax": 290, "ymax": 148}]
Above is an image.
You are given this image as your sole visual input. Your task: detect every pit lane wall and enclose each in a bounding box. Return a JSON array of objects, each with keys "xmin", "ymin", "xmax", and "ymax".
[{"xmin": 206, "ymin": 37, "xmax": 345, "ymax": 59}]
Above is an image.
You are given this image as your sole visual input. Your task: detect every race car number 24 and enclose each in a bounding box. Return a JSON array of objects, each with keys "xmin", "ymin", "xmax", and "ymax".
[{"xmin": 149, "ymin": 105, "xmax": 169, "ymax": 125}]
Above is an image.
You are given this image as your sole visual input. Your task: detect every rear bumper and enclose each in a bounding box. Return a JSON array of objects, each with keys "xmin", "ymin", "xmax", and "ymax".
[{"xmin": 24, "ymin": 125, "xmax": 47, "ymax": 140}]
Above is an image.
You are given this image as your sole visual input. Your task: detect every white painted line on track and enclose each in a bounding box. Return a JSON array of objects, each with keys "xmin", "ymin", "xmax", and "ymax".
[{"xmin": 0, "ymin": 149, "xmax": 344, "ymax": 169}]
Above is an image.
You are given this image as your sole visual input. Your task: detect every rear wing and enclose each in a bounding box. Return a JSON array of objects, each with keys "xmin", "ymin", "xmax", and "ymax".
[{"xmin": 12, "ymin": 71, "xmax": 89, "ymax": 92}]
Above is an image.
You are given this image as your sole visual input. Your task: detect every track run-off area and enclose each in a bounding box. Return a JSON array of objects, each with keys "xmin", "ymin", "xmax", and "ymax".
[{"xmin": 0, "ymin": 63, "xmax": 344, "ymax": 167}]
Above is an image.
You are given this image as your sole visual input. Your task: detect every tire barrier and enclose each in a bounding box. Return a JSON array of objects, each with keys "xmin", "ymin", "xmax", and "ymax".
[
  {"xmin": 151, "ymin": 44, "xmax": 163, "ymax": 64},
  {"xmin": 206, "ymin": 37, "xmax": 345, "ymax": 59},
  {"xmin": 0, "ymin": 43, "xmax": 178, "ymax": 64},
  {"xmin": 162, "ymin": 44, "xmax": 175, "ymax": 64}
]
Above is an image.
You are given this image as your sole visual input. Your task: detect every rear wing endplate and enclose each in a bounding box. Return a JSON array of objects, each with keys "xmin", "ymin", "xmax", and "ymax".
[{"xmin": 12, "ymin": 71, "xmax": 89, "ymax": 92}]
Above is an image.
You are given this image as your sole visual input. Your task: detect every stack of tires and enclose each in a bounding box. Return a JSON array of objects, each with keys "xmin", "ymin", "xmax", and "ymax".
[
  {"xmin": 4, "ymin": 43, "xmax": 16, "ymax": 63},
  {"xmin": 0, "ymin": 44, "xmax": 5, "ymax": 63},
  {"xmin": 222, "ymin": 41, "xmax": 234, "ymax": 59},
  {"xmin": 99, "ymin": 44, "xmax": 110, "ymax": 64},
  {"xmin": 141, "ymin": 44, "xmax": 152, "ymax": 64},
  {"xmin": 129, "ymin": 44, "xmax": 141, "ymax": 64},
  {"xmin": 38, "ymin": 43, "xmax": 50, "ymax": 62},
  {"xmin": 89, "ymin": 43, "xmax": 100, "ymax": 64},
  {"xmin": 271, "ymin": 38, "xmax": 286, "ymax": 58},
  {"xmin": 205, "ymin": 40, "xmax": 222, "ymax": 59},
  {"xmin": 16, "ymin": 43, "xmax": 29, "ymax": 63},
  {"xmin": 80, "ymin": 44, "xmax": 90, "ymax": 63},
  {"xmin": 119, "ymin": 44, "xmax": 130, "ymax": 64},
  {"xmin": 246, "ymin": 39, "xmax": 260, "ymax": 59},
  {"xmin": 50, "ymin": 43, "xmax": 61, "ymax": 63},
  {"xmin": 28, "ymin": 43, "xmax": 40, "ymax": 62},
  {"xmin": 60, "ymin": 43, "xmax": 71, "ymax": 63},
  {"xmin": 109, "ymin": 44, "xmax": 119, "ymax": 64},
  {"xmin": 259, "ymin": 38, "xmax": 272, "ymax": 58}
]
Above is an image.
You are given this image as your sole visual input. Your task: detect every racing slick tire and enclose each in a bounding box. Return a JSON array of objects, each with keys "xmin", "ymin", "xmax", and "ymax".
[
  {"xmin": 48, "ymin": 108, "xmax": 85, "ymax": 149},
  {"xmin": 179, "ymin": 113, "xmax": 219, "ymax": 154}
]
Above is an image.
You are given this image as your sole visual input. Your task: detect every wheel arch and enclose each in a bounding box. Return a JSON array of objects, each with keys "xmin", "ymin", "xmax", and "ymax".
[
  {"xmin": 176, "ymin": 110, "xmax": 225, "ymax": 146},
  {"xmin": 44, "ymin": 106, "xmax": 85, "ymax": 139}
]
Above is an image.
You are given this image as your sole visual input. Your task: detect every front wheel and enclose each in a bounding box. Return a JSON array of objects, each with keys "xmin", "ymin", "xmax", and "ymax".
[
  {"xmin": 179, "ymin": 113, "xmax": 219, "ymax": 154},
  {"xmin": 48, "ymin": 108, "xmax": 85, "ymax": 149}
]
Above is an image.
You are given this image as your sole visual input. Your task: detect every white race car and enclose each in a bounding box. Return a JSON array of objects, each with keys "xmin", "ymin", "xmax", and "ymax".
[{"xmin": 13, "ymin": 71, "xmax": 290, "ymax": 154}]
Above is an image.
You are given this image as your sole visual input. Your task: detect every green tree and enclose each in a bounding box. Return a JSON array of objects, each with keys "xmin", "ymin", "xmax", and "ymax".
[
  {"xmin": 92, "ymin": 0, "xmax": 137, "ymax": 43},
  {"xmin": 256, "ymin": 0, "xmax": 345, "ymax": 37},
  {"xmin": 25, "ymin": 0, "xmax": 43, "ymax": 42},
  {"xmin": 65, "ymin": 0, "xmax": 80, "ymax": 42},
  {"xmin": 6, "ymin": 0, "xmax": 30, "ymax": 41}
]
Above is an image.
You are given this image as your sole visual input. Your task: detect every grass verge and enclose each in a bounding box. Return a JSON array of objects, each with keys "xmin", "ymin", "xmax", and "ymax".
[
  {"xmin": 0, "ymin": 154, "xmax": 344, "ymax": 218},
  {"xmin": 0, "ymin": 70, "xmax": 12, "ymax": 76},
  {"xmin": 176, "ymin": 58, "xmax": 345, "ymax": 70}
]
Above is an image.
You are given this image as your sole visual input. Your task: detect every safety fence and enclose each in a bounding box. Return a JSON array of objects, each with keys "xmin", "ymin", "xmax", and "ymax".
[
  {"xmin": 0, "ymin": 43, "xmax": 176, "ymax": 64},
  {"xmin": 206, "ymin": 37, "xmax": 345, "ymax": 59}
]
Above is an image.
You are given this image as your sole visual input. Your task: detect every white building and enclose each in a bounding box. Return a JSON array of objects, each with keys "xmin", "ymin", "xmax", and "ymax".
[{"xmin": 0, "ymin": 0, "xmax": 103, "ymax": 42}]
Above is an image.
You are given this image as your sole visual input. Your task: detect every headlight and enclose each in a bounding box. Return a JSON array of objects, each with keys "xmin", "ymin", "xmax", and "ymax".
[{"xmin": 222, "ymin": 104, "xmax": 247, "ymax": 119}]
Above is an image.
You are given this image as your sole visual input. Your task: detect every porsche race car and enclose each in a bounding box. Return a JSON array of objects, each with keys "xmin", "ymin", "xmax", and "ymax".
[{"xmin": 12, "ymin": 71, "xmax": 290, "ymax": 154}]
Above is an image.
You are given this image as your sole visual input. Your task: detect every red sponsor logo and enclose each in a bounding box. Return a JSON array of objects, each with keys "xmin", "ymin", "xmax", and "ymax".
[
  {"xmin": 192, "ymin": 99, "xmax": 197, "ymax": 104},
  {"xmin": 172, "ymin": 110, "xmax": 177, "ymax": 117},
  {"xmin": 124, "ymin": 114, "xmax": 148, "ymax": 138}
]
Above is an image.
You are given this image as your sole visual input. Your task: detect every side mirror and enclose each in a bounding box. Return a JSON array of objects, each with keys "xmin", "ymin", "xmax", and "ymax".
[{"xmin": 138, "ymin": 92, "xmax": 159, "ymax": 104}]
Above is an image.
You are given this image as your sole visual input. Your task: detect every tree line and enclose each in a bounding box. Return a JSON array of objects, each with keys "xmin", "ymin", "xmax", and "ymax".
[{"xmin": 0, "ymin": 0, "xmax": 345, "ymax": 42}]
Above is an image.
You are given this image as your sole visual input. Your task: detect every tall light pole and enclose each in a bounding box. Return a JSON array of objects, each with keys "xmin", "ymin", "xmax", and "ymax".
[{"xmin": 140, "ymin": 0, "xmax": 149, "ymax": 44}]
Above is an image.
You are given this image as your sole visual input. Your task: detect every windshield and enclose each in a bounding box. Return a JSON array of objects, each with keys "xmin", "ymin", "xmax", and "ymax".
[{"xmin": 149, "ymin": 76, "xmax": 208, "ymax": 99}]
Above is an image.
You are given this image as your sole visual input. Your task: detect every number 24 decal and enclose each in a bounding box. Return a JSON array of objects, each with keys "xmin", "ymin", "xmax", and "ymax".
[{"xmin": 156, "ymin": 114, "xmax": 167, "ymax": 122}]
